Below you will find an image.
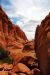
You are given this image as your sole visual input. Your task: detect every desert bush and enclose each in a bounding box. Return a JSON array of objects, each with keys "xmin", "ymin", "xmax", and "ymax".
[{"xmin": 0, "ymin": 46, "xmax": 13, "ymax": 64}]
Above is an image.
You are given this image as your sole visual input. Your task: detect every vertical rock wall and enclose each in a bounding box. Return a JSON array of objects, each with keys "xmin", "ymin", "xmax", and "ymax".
[{"xmin": 35, "ymin": 13, "xmax": 50, "ymax": 75}]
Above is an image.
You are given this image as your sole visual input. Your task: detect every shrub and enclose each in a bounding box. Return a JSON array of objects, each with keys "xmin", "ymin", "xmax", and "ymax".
[
  {"xmin": 0, "ymin": 46, "xmax": 13, "ymax": 64},
  {"xmin": 0, "ymin": 47, "xmax": 9, "ymax": 59}
]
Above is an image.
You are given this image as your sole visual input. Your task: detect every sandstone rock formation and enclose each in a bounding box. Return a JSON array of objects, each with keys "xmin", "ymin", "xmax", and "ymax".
[
  {"xmin": 23, "ymin": 39, "xmax": 35, "ymax": 52},
  {"xmin": 0, "ymin": 6, "xmax": 28, "ymax": 51},
  {"xmin": 35, "ymin": 13, "xmax": 50, "ymax": 75},
  {"xmin": 11, "ymin": 63, "xmax": 31, "ymax": 74},
  {"xmin": 0, "ymin": 6, "xmax": 39, "ymax": 75}
]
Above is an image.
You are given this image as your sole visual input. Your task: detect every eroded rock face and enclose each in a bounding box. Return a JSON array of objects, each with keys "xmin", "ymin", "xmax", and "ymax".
[
  {"xmin": 0, "ymin": 20, "xmax": 6, "ymax": 48},
  {"xmin": 35, "ymin": 13, "xmax": 50, "ymax": 75},
  {"xmin": 23, "ymin": 40, "xmax": 35, "ymax": 52},
  {"xmin": 0, "ymin": 6, "xmax": 39, "ymax": 75},
  {"xmin": 0, "ymin": 6, "xmax": 28, "ymax": 51}
]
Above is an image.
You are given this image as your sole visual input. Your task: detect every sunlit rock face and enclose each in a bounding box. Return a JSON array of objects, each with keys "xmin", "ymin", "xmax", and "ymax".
[
  {"xmin": 35, "ymin": 13, "xmax": 50, "ymax": 75},
  {"xmin": 0, "ymin": 6, "xmax": 39, "ymax": 75},
  {"xmin": 0, "ymin": 6, "xmax": 28, "ymax": 51}
]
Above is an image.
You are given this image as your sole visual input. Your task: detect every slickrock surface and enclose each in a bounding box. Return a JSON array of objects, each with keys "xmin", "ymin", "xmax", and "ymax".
[{"xmin": 0, "ymin": 6, "xmax": 39, "ymax": 75}]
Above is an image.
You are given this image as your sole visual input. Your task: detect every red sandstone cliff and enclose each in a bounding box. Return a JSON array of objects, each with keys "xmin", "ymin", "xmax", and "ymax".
[
  {"xmin": 35, "ymin": 13, "xmax": 50, "ymax": 75},
  {"xmin": 0, "ymin": 6, "xmax": 28, "ymax": 51},
  {"xmin": 0, "ymin": 6, "xmax": 39, "ymax": 75}
]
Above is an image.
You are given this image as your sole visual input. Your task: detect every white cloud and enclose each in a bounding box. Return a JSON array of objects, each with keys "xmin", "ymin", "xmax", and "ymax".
[
  {"xmin": 16, "ymin": 19, "xmax": 40, "ymax": 40},
  {"xmin": 4, "ymin": 0, "xmax": 50, "ymax": 21},
  {"xmin": 1, "ymin": 0, "xmax": 50, "ymax": 40},
  {"xmin": 25, "ymin": 31, "xmax": 35, "ymax": 40}
]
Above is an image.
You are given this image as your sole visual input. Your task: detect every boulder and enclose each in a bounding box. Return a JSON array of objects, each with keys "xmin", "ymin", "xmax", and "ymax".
[
  {"xmin": 3, "ymin": 63, "xmax": 13, "ymax": 71},
  {"xmin": 0, "ymin": 71, "xmax": 8, "ymax": 75},
  {"xmin": 0, "ymin": 64, "xmax": 3, "ymax": 70},
  {"xmin": 12, "ymin": 63, "xmax": 31, "ymax": 75},
  {"xmin": 33, "ymin": 68, "xmax": 40, "ymax": 75}
]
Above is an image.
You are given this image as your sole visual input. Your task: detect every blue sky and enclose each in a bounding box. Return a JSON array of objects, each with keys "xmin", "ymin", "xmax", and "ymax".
[{"xmin": 0, "ymin": 0, "xmax": 50, "ymax": 40}]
